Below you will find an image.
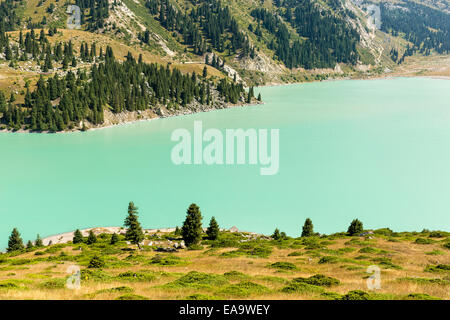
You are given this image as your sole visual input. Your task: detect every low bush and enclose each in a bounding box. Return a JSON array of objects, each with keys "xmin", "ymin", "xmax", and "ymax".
[
  {"xmin": 88, "ymin": 255, "xmax": 105, "ymax": 269},
  {"xmin": 318, "ymin": 256, "xmax": 339, "ymax": 264},
  {"xmin": 414, "ymin": 238, "xmax": 435, "ymax": 245},
  {"xmin": 39, "ymin": 278, "xmax": 66, "ymax": 289},
  {"xmin": 293, "ymin": 274, "xmax": 340, "ymax": 287},
  {"xmin": 117, "ymin": 271, "xmax": 156, "ymax": 282},
  {"xmin": 281, "ymin": 282, "xmax": 324, "ymax": 294},
  {"xmin": 340, "ymin": 290, "xmax": 372, "ymax": 300},
  {"xmin": 166, "ymin": 271, "xmax": 228, "ymax": 289},
  {"xmin": 267, "ymin": 262, "xmax": 298, "ymax": 270},
  {"xmin": 424, "ymin": 264, "xmax": 450, "ymax": 273},
  {"xmin": 404, "ymin": 293, "xmax": 440, "ymax": 300},
  {"xmin": 116, "ymin": 294, "xmax": 149, "ymax": 300},
  {"xmin": 218, "ymin": 281, "xmax": 270, "ymax": 297},
  {"xmin": 149, "ymin": 254, "xmax": 186, "ymax": 266}
]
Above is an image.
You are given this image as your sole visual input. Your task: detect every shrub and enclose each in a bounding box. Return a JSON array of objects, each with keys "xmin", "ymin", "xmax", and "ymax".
[
  {"xmin": 80, "ymin": 269, "xmax": 113, "ymax": 281},
  {"xmin": 0, "ymin": 281, "xmax": 20, "ymax": 289},
  {"xmin": 373, "ymin": 228, "xmax": 394, "ymax": 236},
  {"xmin": 117, "ymin": 271, "xmax": 155, "ymax": 282},
  {"xmin": 268, "ymin": 262, "xmax": 298, "ymax": 270},
  {"xmin": 428, "ymin": 231, "xmax": 449, "ymax": 238},
  {"xmin": 318, "ymin": 256, "xmax": 339, "ymax": 264},
  {"xmin": 223, "ymin": 271, "xmax": 250, "ymax": 281},
  {"xmin": 341, "ymin": 290, "xmax": 372, "ymax": 300},
  {"xmin": 209, "ymin": 239, "xmax": 239, "ymax": 248},
  {"xmin": 149, "ymin": 254, "xmax": 185, "ymax": 266},
  {"xmin": 218, "ymin": 281, "xmax": 269, "ymax": 297},
  {"xmin": 39, "ymin": 278, "xmax": 66, "ymax": 289},
  {"xmin": 96, "ymin": 286, "xmax": 133, "ymax": 294},
  {"xmin": 186, "ymin": 294, "xmax": 219, "ymax": 300},
  {"xmin": 167, "ymin": 271, "xmax": 228, "ymax": 289},
  {"xmin": 281, "ymin": 282, "xmax": 324, "ymax": 294},
  {"xmin": 293, "ymin": 274, "xmax": 340, "ymax": 287},
  {"xmin": 88, "ymin": 255, "xmax": 105, "ymax": 269},
  {"xmin": 321, "ymin": 292, "xmax": 343, "ymax": 300},
  {"xmin": 414, "ymin": 238, "xmax": 434, "ymax": 245},
  {"xmin": 116, "ymin": 294, "xmax": 149, "ymax": 300},
  {"xmin": 424, "ymin": 264, "xmax": 450, "ymax": 273},
  {"xmin": 404, "ymin": 293, "xmax": 440, "ymax": 300}
]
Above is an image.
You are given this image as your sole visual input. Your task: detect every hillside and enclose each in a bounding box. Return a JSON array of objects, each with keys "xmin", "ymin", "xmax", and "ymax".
[
  {"xmin": 0, "ymin": 226, "xmax": 449, "ymax": 300},
  {"xmin": 0, "ymin": 0, "xmax": 449, "ymax": 131}
]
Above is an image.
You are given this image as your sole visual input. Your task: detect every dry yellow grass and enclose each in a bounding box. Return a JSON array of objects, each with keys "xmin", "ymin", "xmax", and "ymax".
[{"xmin": 0, "ymin": 232, "xmax": 448, "ymax": 300}]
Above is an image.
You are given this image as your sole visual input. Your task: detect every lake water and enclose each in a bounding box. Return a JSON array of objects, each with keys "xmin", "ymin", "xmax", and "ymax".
[{"xmin": 1, "ymin": 77, "xmax": 449, "ymax": 248}]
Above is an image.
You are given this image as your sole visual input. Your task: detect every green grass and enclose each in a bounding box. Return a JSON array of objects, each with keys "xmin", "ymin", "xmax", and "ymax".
[{"xmin": 218, "ymin": 281, "xmax": 270, "ymax": 297}]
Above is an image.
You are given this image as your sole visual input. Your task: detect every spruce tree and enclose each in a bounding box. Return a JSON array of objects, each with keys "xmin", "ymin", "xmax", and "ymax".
[
  {"xmin": 347, "ymin": 219, "xmax": 364, "ymax": 236},
  {"xmin": 206, "ymin": 216, "xmax": 219, "ymax": 240},
  {"xmin": 110, "ymin": 233, "xmax": 119, "ymax": 245},
  {"xmin": 272, "ymin": 228, "xmax": 281, "ymax": 240},
  {"xmin": 124, "ymin": 202, "xmax": 144, "ymax": 248},
  {"xmin": 26, "ymin": 240, "xmax": 34, "ymax": 249},
  {"xmin": 73, "ymin": 229, "xmax": 83, "ymax": 244},
  {"xmin": 86, "ymin": 230, "xmax": 97, "ymax": 244},
  {"xmin": 301, "ymin": 218, "xmax": 314, "ymax": 237},
  {"xmin": 181, "ymin": 203, "xmax": 203, "ymax": 247},
  {"xmin": 7, "ymin": 228, "xmax": 24, "ymax": 252},
  {"xmin": 35, "ymin": 234, "xmax": 43, "ymax": 247}
]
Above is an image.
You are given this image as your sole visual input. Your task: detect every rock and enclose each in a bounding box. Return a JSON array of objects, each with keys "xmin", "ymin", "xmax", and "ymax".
[{"xmin": 229, "ymin": 226, "xmax": 239, "ymax": 233}]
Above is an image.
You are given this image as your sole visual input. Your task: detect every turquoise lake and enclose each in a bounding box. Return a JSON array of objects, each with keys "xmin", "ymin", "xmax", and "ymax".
[{"xmin": 1, "ymin": 77, "xmax": 449, "ymax": 248}]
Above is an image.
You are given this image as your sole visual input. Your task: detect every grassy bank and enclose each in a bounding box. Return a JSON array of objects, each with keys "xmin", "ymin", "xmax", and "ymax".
[{"xmin": 0, "ymin": 228, "xmax": 448, "ymax": 300}]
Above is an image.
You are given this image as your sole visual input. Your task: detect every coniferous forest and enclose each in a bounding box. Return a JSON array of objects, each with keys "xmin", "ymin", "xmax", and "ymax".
[
  {"xmin": 380, "ymin": 1, "xmax": 449, "ymax": 55},
  {"xmin": 0, "ymin": 27, "xmax": 246, "ymax": 131},
  {"xmin": 140, "ymin": 0, "xmax": 255, "ymax": 57},
  {"xmin": 251, "ymin": 0, "xmax": 359, "ymax": 69}
]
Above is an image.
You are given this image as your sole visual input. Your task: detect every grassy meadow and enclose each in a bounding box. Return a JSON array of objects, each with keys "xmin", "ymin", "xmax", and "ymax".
[{"xmin": 0, "ymin": 228, "xmax": 448, "ymax": 300}]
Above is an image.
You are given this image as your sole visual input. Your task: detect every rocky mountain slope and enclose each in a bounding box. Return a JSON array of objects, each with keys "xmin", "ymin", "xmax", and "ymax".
[{"xmin": 0, "ymin": 0, "xmax": 448, "ymax": 131}]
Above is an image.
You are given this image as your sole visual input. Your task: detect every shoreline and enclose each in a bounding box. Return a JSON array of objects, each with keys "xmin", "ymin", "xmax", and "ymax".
[
  {"xmin": 0, "ymin": 100, "xmax": 264, "ymax": 134},
  {"xmin": 1, "ymin": 74, "xmax": 448, "ymax": 134}
]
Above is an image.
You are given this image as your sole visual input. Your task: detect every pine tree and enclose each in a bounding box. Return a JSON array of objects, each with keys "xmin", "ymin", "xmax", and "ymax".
[
  {"xmin": 73, "ymin": 229, "xmax": 84, "ymax": 244},
  {"xmin": 301, "ymin": 218, "xmax": 314, "ymax": 237},
  {"xmin": 7, "ymin": 228, "xmax": 24, "ymax": 252},
  {"xmin": 124, "ymin": 201, "xmax": 144, "ymax": 248},
  {"xmin": 26, "ymin": 240, "xmax": 34, "ymax": 249},
  {"xmin": 174, "ymin": 226, "xmax": 181, "ymax": 236},
  {"xmin": 181, "ymin": 203, "xmax": 203, "ymax": 247},
  {"xmin": 202, "ymin": 66, "xmax": 208, "ymax": 78},
  {"xmin": 347, "ymin": 219, "xmax": 364, "ymax": 236},
  {"xmin": 206, "ymin": 216, "xmax": 219, "ymax": 240},
  {"xmin": 86, "ymin": 230, "xmax": 97, "ymax": 244},
  {"xmin": 272, "ymin": 228, "xmax": 281, "ymax": 240},
  {"xmin": 110, "ymin": 233, "xmax": 119, "ymax": 245},
  {"xmin": 88, "ymin": 255, "xmax": 105, "ymax": 268},
  {"xmin": 35, "ymin": 234, "xmax": 44, "ymax": 247}
]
